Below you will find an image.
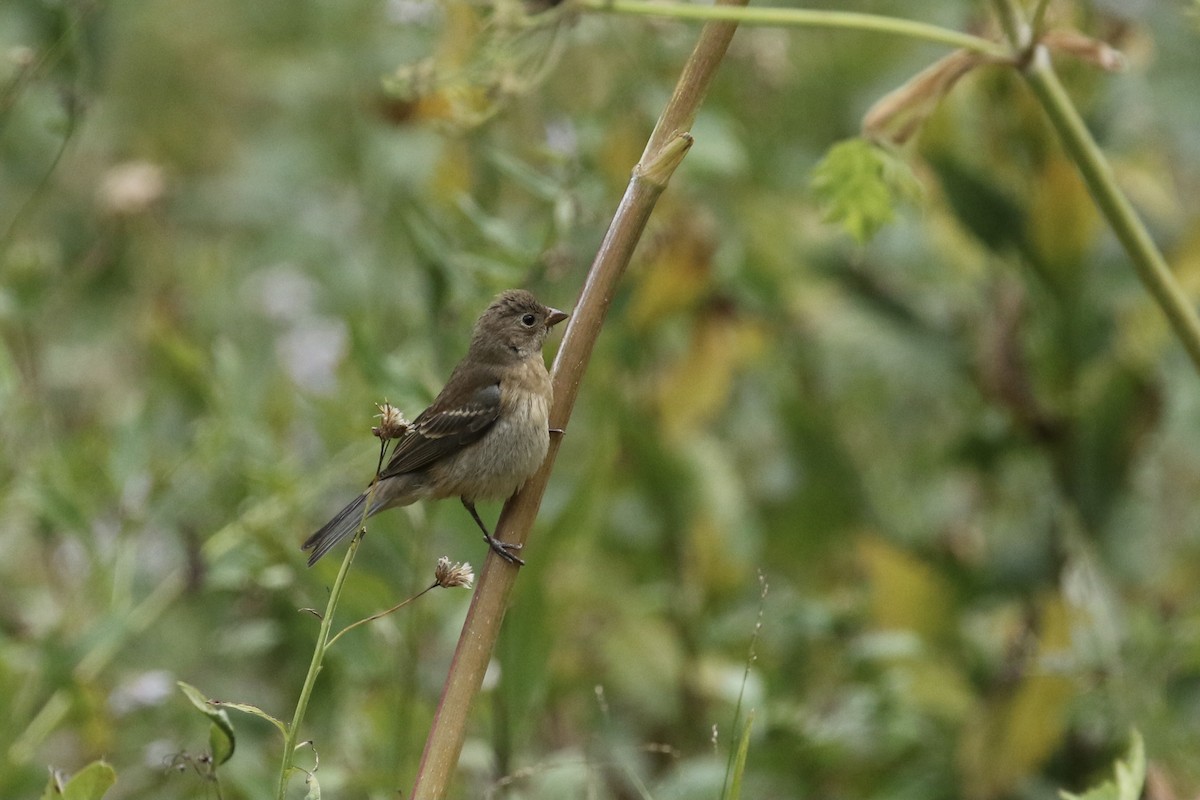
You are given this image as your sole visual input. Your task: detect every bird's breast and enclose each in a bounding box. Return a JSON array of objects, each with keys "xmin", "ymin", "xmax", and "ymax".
[{"xmin": 431, "ymin": 361, "xmax": 552, "ymax": 502}]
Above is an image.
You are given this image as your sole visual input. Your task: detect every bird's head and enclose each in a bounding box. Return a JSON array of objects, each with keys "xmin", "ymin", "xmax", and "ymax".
[{"xmin": 470, "ymin": 289, "xmax": 569, "ymax": 363}]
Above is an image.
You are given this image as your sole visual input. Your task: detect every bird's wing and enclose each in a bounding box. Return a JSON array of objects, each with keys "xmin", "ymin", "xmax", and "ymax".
[{"xmin": 377, "ymin": 379, "xmax": 501, "ymax": 478}]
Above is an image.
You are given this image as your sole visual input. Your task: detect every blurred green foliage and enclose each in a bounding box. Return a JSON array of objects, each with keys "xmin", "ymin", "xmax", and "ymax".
[{"xmin": 2, "ymin": 0, "xmax": 1200, "ymax": 798}]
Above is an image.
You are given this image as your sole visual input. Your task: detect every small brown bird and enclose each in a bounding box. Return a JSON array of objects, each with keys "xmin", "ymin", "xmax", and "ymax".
[{"xmin": 302, "ymin": 290, "xmax": 568, "ymax": 567}]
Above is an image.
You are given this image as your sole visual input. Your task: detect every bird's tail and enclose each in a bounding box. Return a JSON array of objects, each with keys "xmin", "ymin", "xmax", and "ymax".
[{"xmin": 302, "ymin": 492, "xmax": 373, "ymax": 566}]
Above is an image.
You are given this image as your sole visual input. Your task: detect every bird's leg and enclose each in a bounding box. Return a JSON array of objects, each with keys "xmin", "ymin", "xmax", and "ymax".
[
  {"xmin": 549, "ymin": 427, "xmax": 564, "ymax": 437},
  {"xmin": 461, "ymin": 498, "xmax": 525, "ymax": 566}
]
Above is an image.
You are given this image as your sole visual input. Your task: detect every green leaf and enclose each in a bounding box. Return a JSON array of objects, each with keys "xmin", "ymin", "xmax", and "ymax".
[
  {"xmin": 211, "ymin": 699, "xmax": 289, "ymax": 737},
  {"xmin": 810, "ymin": 138, "xmax": 922, "ymax": 243},
  {"xmin": 1059, "ymin": 730, "xmax": 1145, "ymax": 800},
  {"xmin": 177, "ymin": 681, "xmax": 236, "ymax": 766},
  {"xmin": 726, "ymin": 710, "xmax": 755, "ymax": 800},
  {"xmin": 41, "ymin": 761, "xmax": 117, "ymax": 800},
  {"xmin": 926, "ymin": 154, "xmax": 1027, "ymax": 256}
]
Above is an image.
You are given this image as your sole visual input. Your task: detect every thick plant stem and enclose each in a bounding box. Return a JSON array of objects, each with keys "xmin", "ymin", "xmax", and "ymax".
[
  {"xmin": 1018, "ymin": 51, "xmax": 1200, "ymax": 372},
  {"xmin": 407, "ymin": 2, "xmax": 746, "ymax": 798}
]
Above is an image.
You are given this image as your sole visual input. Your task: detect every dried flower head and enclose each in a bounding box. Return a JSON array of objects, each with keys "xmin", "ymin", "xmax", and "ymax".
[
  {"xmin": 372, "ymin": 401, "xmax": 410, "ymax": 440},
  {"xmin": 434, "ymin": 556, "xmax": 474, "ymax": 589}
]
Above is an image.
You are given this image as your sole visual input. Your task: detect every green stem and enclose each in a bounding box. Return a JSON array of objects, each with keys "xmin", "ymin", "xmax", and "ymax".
[
  {"xmin": 1029, "ymin": 0, "xmax": 1052, "ymax": 37},
  {"xmin": 276, "ymin": 528, "xmax": 365, "ymax": 799},
  {"xmin": 988, "ymin": 0, "xmax": 1027, "ymax": 49},
  {"xmin": 325, "ymin": 584, "xmax": 435, "ymax": 650},
  {"xmin": 576, "ymin": 0, "xmax": 1010, "ymax": 58},
  {"xmin": 989, "ymin": 0, "xmax": 1200, "ymax": 374},
  {"xmin": 1020, "ymin": 47, "xmax": 1200, "ymax": 373}
]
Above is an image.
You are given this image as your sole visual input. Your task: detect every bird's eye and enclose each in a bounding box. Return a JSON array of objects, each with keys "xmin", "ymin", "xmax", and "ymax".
[{"xmin": 521, "ymin": 313, "xmax": 537, "ymax": 327}]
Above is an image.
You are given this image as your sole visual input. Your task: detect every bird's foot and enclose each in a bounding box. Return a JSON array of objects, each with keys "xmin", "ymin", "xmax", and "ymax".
[{"xmin": 484, "ymin": 534, "xmax": 525, "ymax": 566}]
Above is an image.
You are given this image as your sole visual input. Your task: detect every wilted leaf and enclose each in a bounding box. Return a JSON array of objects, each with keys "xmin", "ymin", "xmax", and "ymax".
[
  {"xmin": 1042, "ymin": 29, "xmax": 1126, "ymax": 72},
  {"xmin": 811, "ymin": 139, "xmax": 922, "ymax": 243},
  {"xmin": 177, "ymin": 682, "xmax": 236, "ymax": 766},
  {"xmin": 864, "ymin": 49, "xmax": 996, "ymax": 145},
  {"xmin": 210, "ymin": 700, "xmax": 289, "ymax": 737}
]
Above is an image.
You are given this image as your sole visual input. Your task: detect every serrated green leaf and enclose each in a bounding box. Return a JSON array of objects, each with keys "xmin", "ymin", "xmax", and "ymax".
[
  {"xmin": 1059, "ymin": 730, "xmax": 1145, "ymax": 800},
  {"xmin": 811, "ymin": 139, "xmax": 922, "ymax": 243},
  {"xmin": 41, "ymin": 761, "xmax": 117, "ymax": 800},
  {"xmin": 177, "ymin": 681, "xmax": 236, "ymax": 766}
]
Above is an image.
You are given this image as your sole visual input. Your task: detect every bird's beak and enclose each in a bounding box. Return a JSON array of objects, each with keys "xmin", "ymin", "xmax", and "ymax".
[{"xmin": 546, "ymin": 307, "xmax": 569, "ymax": 328}]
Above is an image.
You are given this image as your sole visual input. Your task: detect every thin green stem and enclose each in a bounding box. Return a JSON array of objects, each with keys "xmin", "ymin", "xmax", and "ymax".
[
  {"xmin": 276, "ymin": 520, "xmax": 368, "ymax": 799},
  {"xmin": 990, "ymin": 0, "xmax": 1200, "ymax": 373},
  {"xmin": 326, "ymin": 584, "xmax": 436, "ymax": 650},
  {"xmin": 1030, "ymin": 0, "xmax": 1052, "ymax": 37},
  {"xmin": 1020, "ymin": 47, "xmax": 1200, "ymax": 373},
  {"xmin": 988, "ymin": 0, "xmax": 1026, "ymax": 49},
  {"xmin": 720, "ymin": 573, "xmax": 767, "ymax": 800},
  {"xmin": 576, "ymin": 0, "xmax": 1010, "ymax": 58}
]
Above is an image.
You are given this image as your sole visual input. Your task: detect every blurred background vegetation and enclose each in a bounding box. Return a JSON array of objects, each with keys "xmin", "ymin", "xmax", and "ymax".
[{"xmin": 3, "ymin": 0, "xmax": 1200, "ymax": 797}]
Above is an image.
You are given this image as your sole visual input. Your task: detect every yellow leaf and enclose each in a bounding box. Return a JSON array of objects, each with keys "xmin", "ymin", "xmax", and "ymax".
[
  {"xmin": 434, "ymin": 0, "xmax": 483, "ymax": 69},
  {"xmin": 856, "ymin": 535, "xmax": 954, "ymax": 640},
  {"xmin": 432, "ymin": 138, "xmax": 473, "ymax": 201},
  {"xmin": 630, "ymin": 214, "xmax": 716, "ymax": 329},
  {"xmin": 1028, "ymin": 155, "xmax": 1098, "ymax": 276},
  {"xmin": 655, "ymin": 304, "xmax": 764, "ymax": 441},
  {"xmin": 599, "ymin": 120, "xmax": 649, "ymax": 188},
  {"xmin": 903, "ymin": 659, "xmax": 975, "ymax": 721},
  {"xmin": 958, "ymin": 594, "xmax": 1077, "ymax": 799},
  {"xmin": 683, "ymin": 514, "xmax": 747, "ymax": 595}
]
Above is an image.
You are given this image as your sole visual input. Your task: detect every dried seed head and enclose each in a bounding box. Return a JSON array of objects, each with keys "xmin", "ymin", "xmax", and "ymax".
[
  {"xmin": 1042, "ymin": 29, "xmax": 1126, "ymax": 72},
  {"xmin": 434, "ymin": 556, "xmax": 474, "ymax": 589},
  {"xmin": 372, "ymin": 401, "xmax": 410, "ymax": 440}
]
